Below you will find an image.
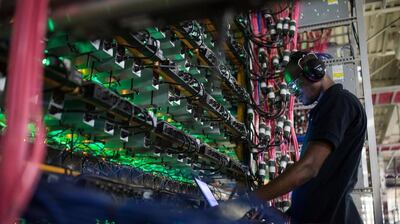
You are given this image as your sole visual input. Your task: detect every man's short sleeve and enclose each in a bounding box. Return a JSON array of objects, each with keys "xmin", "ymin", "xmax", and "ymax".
[{"xmin": 308, "ymin": 95, "xmax": 355, "ymax": 150}]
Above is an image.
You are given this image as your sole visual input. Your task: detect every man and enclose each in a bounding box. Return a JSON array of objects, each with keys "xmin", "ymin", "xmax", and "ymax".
[{"xmin": 215, "ymin": 51, "xmax": 367, "ymax": 223}]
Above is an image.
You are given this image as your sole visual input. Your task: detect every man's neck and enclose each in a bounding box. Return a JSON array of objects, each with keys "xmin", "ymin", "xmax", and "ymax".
[{"xmin": 317, "ymin": 78, "xmax": 335, "ymax": 101}]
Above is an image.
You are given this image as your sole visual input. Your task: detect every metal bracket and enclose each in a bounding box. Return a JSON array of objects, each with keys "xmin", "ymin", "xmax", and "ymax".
[
  {"xmin": 299, "ymin": 17, "xmax": 357, "ymax": 32},
  {"xmin": 322, "ymin": 56, "xmax": 359, "ymax": 66}
]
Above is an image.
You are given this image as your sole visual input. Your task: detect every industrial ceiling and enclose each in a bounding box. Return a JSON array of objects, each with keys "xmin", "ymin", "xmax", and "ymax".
[{"xmin": 364, "ymin": 0, "xmax": 400, "ymax": 176}]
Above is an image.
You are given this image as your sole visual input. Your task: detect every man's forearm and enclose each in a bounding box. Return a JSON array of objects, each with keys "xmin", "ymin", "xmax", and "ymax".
[{"xmin": 251, "ymin": 160, "xmax": 316, "ymax": 202}]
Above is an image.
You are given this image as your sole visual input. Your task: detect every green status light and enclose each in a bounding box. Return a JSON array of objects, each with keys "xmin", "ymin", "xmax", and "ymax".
[
  {"xmin": 47, "ymin": 18, "xmax": 55, "ymax": 32},
  {"xmin": 42, "ymin": 58, "xmax": 51, "ymax": 66},
  {"xmin": 284, "ymin": 70, "xmax": 293, "ymax": 84}
]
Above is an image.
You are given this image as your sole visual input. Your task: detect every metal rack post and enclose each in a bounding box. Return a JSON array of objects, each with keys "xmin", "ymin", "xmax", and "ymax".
[{"xmin": 354, "ymin": 0, "xmax": 383, "ymax": 223}]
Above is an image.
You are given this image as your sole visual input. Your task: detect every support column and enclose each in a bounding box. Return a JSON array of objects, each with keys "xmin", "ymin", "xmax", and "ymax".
[{"xmin": 355, "ymin": 0, "xmax": 383, "ymax": 223}]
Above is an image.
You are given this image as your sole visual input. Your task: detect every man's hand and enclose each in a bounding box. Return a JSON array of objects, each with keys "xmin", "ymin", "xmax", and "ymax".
[
  {"xmin": 209, "ymin": 196, "xmax": 254, "ymax": 221},
  {"xmin": 252, "ymin": 140, "xmax": 332, "ymax": 202},
  {"xmin": 210, "ymin": 196, "xmax": 290, "ymax": 223},
  {"xmin": 210, "ymin": 140, "xmax": 332, "ymax": 222}
]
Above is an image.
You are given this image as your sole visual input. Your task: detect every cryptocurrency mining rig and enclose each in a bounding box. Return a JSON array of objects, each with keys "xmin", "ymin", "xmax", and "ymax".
[{"xmin": 0, "ymin": 0, "xmax": 374, "ymax": 223}]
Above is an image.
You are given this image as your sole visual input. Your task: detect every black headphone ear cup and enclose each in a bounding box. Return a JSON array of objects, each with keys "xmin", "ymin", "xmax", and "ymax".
[{"xmin": 303, "ymin": 57, "xmax": 325, "ymax": 81}]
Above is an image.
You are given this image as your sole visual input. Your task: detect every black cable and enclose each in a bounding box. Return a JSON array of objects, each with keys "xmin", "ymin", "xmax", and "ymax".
[
  {"xmin": 118, "ymin": 38, "xmax": 160, "ymax": 60},
  {"xmin": 248, "ymin": 93, "xmax": 287, "ymax": 119},
  {"xmin": 254, "ymin": 143, "xmax": 283, "ymax": 155},
  {"xmin": 59, "ymin": 109, "xmax": 103, "ymax": 114},
  {"xmin": 159, "ymin": 81, "xmax": 184, "ymax": 86},
  {"xmin": 236, "ymin": 15, "xmax": 284, "ymax": 49},
  {"xmin": 257, "ymin": 0, "xmax": 291, "ymax": 16},
  {"xmin": 351, "ymin": 22, "xmax": 360, "ymax": 48},
  {"xmin": 198, "ymin": 165, "xmax": 223, "ymax": 177}
]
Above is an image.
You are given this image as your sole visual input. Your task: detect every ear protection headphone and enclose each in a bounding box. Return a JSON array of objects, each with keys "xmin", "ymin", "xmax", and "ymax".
[{"xmin": 297, "ymin": 52, "xmax": 326, "ymax": 82}]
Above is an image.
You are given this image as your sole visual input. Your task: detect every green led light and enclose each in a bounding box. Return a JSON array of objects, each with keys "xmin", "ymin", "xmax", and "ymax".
[
  {"xmin": 42, "ymin": 58, "xmax": 51, "ymax": 66},
  {"xmin": 284, "ymin": 70, "xmax": 293, "ymax": 84},
  {"xmin": 301, "ymin": 42, "xmax": 307, "ymax": 50},
  {"xmin": 174, "ymin": 54, "xmax": 185, "ymax": 61},
  {"xmin": 0, "ymin": 113, "xmax": 5, "ymax": 128},
  {"xmin": 47, "ymin": 18, "xmax": 55, "ymax": 32},
  {"xmin": 188, "ymin": 50, "xmax": 194, "ymax": 57},
  {"xmin": 28, "ymin": 123, "xmax": 36, "ymax": 138}
]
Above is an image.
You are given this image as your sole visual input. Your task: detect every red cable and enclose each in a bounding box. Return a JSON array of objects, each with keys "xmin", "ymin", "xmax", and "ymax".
[
  {"xmin": 0, "ymin": 0, "xmax": 48, "ymax": 222},
  {"xmin": 292, "ymin": 0, "xmax": 301, "ymax": 50},
  {"xmin": 15, "ymin": 0, "xmax": 47, "ymax": 212},
  {"xmin": 0, "ymin": 0, "xmax": 36, "ymax": 217},
  {"xmin": 250, "ymin": 12, "xmax": 260, "ymax": 147},
  {"xmin": 287, "ymin": 0, "xmax": 301, "ymax": 161}
]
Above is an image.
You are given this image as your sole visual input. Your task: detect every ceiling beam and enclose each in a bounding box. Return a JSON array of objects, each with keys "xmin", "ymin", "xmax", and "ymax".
[
  {"xmin": 367, "ymin": 17, "xmax": 400, "ymax": 42},
  {"xmin": 370, "ymin": 57, "xmax": 396, "ymax": 77},
  {"xmin": 365, "ymin": 0, "xmax": 383, "ymax": 4},
  {"xmin": 368, "ymin": 50, "xmax": 396, "ymax": 57},
  {"xmin": 365, "ymin": 5, "xmax": 400, "ymax": 16}
]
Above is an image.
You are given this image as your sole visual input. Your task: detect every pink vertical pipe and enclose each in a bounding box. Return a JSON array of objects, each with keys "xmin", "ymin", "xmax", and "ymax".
[{"xmin": 0, "ymin": 0, "xmax": 48, "ymax": 222}]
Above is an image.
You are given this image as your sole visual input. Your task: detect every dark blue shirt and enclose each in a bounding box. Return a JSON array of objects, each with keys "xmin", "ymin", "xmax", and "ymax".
[{"xmin": 290, "ymin": 84, "xmax": 366, "ymax": 223}]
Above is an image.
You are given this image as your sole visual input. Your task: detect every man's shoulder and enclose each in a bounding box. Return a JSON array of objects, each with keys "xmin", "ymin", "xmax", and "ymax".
[
  {"xmin": 328, "ymin": 88, "xmax": 362, "ymax": 109},
  {"xmin": 315, "ymin": 88, "xmax": 364, "ymax": 121},
  {"xmin": 340, "ymin": 89, "xmax": 364, "ymax": 110},
  {"xmin": 337, "ymin": 89, "xmax": 367, "ymax": 125}
]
